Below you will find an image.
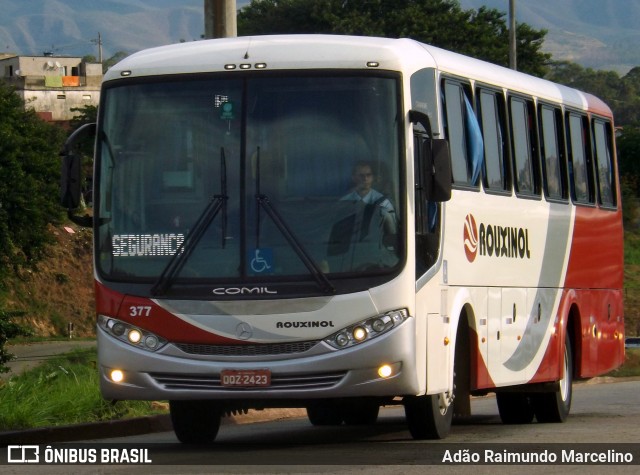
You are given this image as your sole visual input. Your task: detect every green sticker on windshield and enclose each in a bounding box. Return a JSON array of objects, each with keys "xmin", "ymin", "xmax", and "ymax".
[{"xmin": 220, "ymin": 101, "xmax": 235, "ymax": 120}]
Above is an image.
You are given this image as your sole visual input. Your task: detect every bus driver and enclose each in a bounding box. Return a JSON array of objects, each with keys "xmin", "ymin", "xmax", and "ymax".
[{"xmin": 324, "ymin": 161, "xmax": 398, "ymax": 271}]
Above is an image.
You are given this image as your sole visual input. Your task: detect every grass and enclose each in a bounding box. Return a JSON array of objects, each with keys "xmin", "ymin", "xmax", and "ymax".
[
  {"xmin": 0, "ymin": 348, "xmax": 167, "ymax": 432},
  {"xmin": 607, "ymin": 348, "xmax": 640, "ymax": 378},
  {"xmin": 624, "ymin": 230, "xmax": 640, "ymax": 338},
  {"xmin": 625, "ymin": 231, "xmax": 640, "ymax": 267}
]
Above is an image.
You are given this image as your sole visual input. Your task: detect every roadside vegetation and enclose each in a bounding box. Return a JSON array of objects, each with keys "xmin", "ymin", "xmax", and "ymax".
[
  {"xmin": 608, "ymin": 349, "xmax": 640, "ymax": 378},
  {"xmin": 0, "ymin": 348, "xmax": 167, "ymax": 431}
]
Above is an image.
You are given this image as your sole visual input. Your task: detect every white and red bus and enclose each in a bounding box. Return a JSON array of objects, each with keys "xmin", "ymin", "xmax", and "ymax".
[{"xmin": 62, "ymin": 35, "xmax": 624, "ymax": 442}]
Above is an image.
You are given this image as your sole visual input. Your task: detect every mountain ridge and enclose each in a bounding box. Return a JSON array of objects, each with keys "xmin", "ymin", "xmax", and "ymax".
[{"xmin": 0, "ymin": 0, "xmax": 637, "ymax": 74}]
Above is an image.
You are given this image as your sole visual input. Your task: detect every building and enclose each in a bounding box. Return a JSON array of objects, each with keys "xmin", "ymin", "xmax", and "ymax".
[{"xmin": 1, "ymin": 55, "xmax": 102, "ymax": 122}]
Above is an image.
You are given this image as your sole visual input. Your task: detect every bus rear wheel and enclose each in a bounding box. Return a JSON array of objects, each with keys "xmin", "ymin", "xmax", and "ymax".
[
  {"xmin": 531, "ymin": 335, "xmax": 573, "ymax": 422},
  {"xmin": 170, "ymin": 400, "xmax": 222, "ymax": 444}
]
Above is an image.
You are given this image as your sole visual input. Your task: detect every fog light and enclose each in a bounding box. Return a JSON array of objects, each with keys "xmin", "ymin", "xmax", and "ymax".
[
  {"xmin": 128, "ymin": 329, "xmax": 142, "ymax": 344},
  {"xmin": 378, "ymin": 364, "xmax": 393, "ymax": 378},
  {"xmin": 353, "ymin": 326, "xmax": 367, "ymax": 341},
  {"xmin": 110, "ymin": 369, "xmax": 124, "ymax": 383}
]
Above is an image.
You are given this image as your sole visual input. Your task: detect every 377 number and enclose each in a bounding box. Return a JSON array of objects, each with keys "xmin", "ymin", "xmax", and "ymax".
[{"xmin": 129, "ymin": 306, "xmax": 152, "ymax": 317}]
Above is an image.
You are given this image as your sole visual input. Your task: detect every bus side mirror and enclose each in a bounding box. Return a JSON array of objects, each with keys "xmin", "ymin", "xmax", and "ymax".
[
  {"xmin": 409, "ymin": 109, "xmax": 452, "ymax": 202},
  {"xmin": 424, "ymin": 139, "xmax": 452, "ymax": 202},
  {"xmin": 60, "ymin": 122, "xmax": 96, "ymax": 227},
  {"xmin": 61, "ymin": 151, "xmax": 82, "ymax": 209}
]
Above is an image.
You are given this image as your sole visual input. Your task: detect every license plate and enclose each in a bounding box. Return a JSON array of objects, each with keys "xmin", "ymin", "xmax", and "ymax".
[{"xmin": 220, "ymin": 369, "xmax": 271, "ymax": 387}]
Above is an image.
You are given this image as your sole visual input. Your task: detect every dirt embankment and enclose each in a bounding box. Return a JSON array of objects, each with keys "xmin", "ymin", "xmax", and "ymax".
[{"xmin": 4, "ymin": 224, "xmax": 95, "ymax": 337}]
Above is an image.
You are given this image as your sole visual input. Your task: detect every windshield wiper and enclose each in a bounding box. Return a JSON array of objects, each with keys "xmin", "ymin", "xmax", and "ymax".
[
  {"xmin": 254, "ymin": 147, "xmax": 335, "ymax": 295},
  {"xmin": 151, "ymin": 147, "xmax": 228, "ymax": 296}
]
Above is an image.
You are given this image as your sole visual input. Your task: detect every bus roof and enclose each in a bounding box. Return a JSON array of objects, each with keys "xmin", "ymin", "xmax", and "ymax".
[{"xmin": 104, "ymin": 34, "xmax": 611, "ymax": 116}]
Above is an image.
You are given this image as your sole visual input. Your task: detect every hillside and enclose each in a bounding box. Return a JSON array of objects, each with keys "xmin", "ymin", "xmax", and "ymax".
[
  {"xmin": 461, "ymin": 0, "xmax": 640, "ymax": 74},
  {"xmin": 3, "ymin": 224, "xmax": 95, "ymax": 337},
  {"xmin": 0, "ymin": 0, "xmax": 203, "ymax": 58},
  {"xmin": 0, "ymin": 0, "xmax": 638, "ymax": 74}
]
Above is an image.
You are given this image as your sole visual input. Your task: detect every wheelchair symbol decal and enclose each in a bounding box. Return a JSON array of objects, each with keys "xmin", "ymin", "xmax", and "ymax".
[{"xmin": 249, "ymin": 248, "xmax": 273, "ymax": 274}]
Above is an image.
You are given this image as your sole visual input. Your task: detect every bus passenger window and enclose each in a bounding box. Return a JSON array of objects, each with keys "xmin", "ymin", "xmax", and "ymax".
[
  {"xmin": 478, "ymin": 89, "xmax": 508, "ymax": 192},
  {"xmin": 593, "ymin": 120, "xmax": 616, "ymax": 208},
  {"xmin": 567, "ymin": 113, "xmax": 594, "ymax": 204},
  {"xmin": 443, "ymin": 80, "xmax": 483, "ymax": 188},
  {"xmin": 539, "ymin": 105, "xmax": 565, "ymax": 200},
  {"xmin": 509, "ymin": 97, "xmax": 538, "ymax": 196}
]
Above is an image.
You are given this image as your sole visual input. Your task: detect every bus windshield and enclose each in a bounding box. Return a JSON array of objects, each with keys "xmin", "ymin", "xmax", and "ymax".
[{"xmin": 96, "ymin": 74, "xmax": 403, "ymax": 288}]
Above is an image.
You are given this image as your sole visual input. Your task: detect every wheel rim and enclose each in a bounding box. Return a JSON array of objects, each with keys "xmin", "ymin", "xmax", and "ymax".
[
  {"xmin": 438, "ymin": 389, "xmax": 454, "ymax": 415},
  {"xmin": 559, "ymin": 347, "xmax": 570, "ymax": 401}
]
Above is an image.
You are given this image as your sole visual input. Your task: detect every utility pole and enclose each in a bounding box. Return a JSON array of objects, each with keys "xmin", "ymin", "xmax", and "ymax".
[
  {"xmin": 92, "ymin": 32, "xmax": 103, "ymax": 63},
  {"xmin": 204, "ymin": 0, "xmax": 237, "ymax": 39},
  {"xmin": 97, "ymin": 32, "xmax": 103, "ymax": 63},
  {"xmin": 509, "ymin": 0, "xmax": 517, "ymax": 70}
]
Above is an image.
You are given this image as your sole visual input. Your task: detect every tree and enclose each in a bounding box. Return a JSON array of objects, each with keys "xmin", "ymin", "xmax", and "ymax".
[
  {"xmin": 546, "ymin": 62, "xmax": 640, "ymax": 126},
  {"xmin": 617, "ymin": 126, "xmax": 640, "ymax": 224},
  {"xmin": 0, "ymin": 82, "xmax": 65, "ymax": 275},
  {"xmin": 82, "ymin": 54, "xmax": 98, "ymax": 64},
  {"xmin": 103, "ymin": 51, "xmax": 129, "ymax": 73},
  {"xmin": 238, "ymin": 0, "xmax": 551, "ymax": 76},
  {"xmin": 0, "ymin": 310, "xmax": 32, "ymax": 374}
]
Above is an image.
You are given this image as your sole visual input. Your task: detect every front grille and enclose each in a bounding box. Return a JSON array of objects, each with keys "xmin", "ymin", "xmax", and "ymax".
[
  {"xmin": 174, "ymin": 341, "xmax": 319, "ymax": 357},
  {"xmin": 150, "ymin": 371, "xmax": 346, "ymax": 391}
]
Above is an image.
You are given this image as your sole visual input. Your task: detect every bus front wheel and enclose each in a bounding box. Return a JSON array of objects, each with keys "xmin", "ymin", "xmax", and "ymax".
[
  {"xmin": 404, "ymin": 391, "xmax": 454, "ymax": 439},
  {"xmin": 170, "ymin": 400, "xmax": 222, "ymax": 444}
]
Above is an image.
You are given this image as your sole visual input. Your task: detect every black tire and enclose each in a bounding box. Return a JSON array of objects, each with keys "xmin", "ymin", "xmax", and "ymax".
[
  {"xmin": 306, "ymin": 402, "xmax": 344, "ymax": 426},
  {"xmin": 404, "ymin": 392, "xmax": 454, "ymax": 439},
  {"xmin": 496, "ymin": 392, "xmax": 535, "ymax": 424},
  {"xmin": 532, "ymin": 335, "xmax": 573, "ymax": 422},
  {"xmin": 170, "ymin": 400, "xmax": 222, "ymax": 444},
  {"xmin": 405, "ymin": 321, "xmax": 467, "ymax": 440},
  {"xmin": 343, "ymin": 403, "xmax": 379, "ymax": 425}
]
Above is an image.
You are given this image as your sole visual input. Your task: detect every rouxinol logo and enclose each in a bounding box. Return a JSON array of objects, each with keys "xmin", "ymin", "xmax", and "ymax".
[{"xmin": 464, "ymin": 214, "xmax": 531, "ymax": 263}]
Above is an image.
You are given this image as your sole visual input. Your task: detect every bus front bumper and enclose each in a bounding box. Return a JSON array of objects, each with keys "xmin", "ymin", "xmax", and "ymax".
[{"xmin": 97, "ymin": 317, "xmax": 420, "ymax": 402}]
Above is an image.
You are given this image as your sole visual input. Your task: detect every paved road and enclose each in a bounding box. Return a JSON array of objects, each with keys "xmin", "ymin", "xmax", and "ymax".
[
  {"xmin": 2, "ymin": 340, "xmax": 96, "ymax": 380},
  {"xmin": 90, "ymin": 379, "xmax": 640, "ymax": 474},
  {"xmin": 2, "ymin": 379, "xmax": 638, "ymax": 474}
]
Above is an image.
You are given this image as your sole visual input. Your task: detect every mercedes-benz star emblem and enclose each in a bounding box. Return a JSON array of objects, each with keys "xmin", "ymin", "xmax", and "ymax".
[{"xmin": 236, "ymin": 322, "xmax": 253, "ymax": 340}]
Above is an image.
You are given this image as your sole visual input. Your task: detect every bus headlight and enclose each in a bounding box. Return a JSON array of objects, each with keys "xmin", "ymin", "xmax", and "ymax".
[
  {"xmin": 98, "ymin": 315, "xmax": 167, "ymax": 352},
  {"xmin": 352, "ymin": 326, "xmax": 367, "ymax": 341},
  {"xmin": 324, "ymin": 309, "xmax": 409, "ymax": 350}
]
